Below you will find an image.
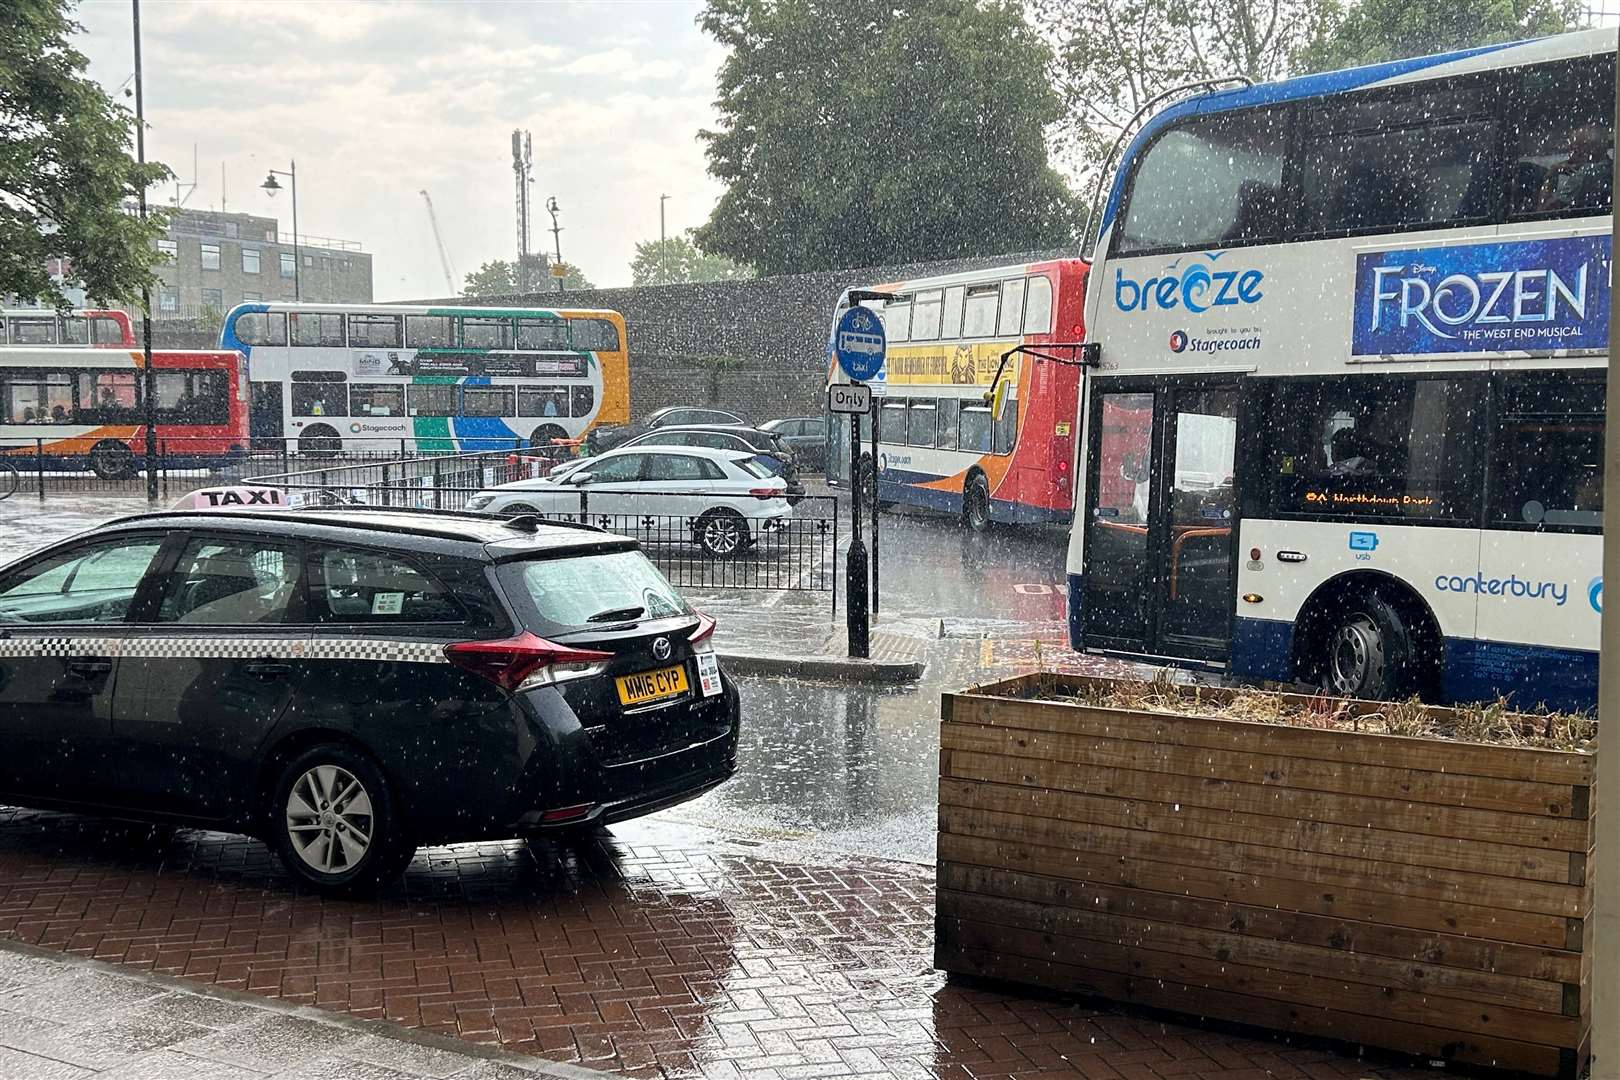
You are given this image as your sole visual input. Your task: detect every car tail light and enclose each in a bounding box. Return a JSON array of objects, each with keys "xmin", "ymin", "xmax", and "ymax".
[
  {"xmin": 749, "ymin": 487, "xmax": 780, "ymax": 498},
  {"xmin": 443, "ymin": 632, "xmax": 612, "ymax": 692},
  {"xmin": 689, "ymin": 611, "xmax": 716, "ymax": 653},
  {"xmin": 541, "ymin": 802, "xmax": 596, "ymax": 823}
]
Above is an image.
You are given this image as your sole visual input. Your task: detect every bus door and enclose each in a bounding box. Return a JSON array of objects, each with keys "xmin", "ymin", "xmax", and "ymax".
[
  {"xmin": 1081, "ymin": 379, "xmax": 1240, "ymax": 663},
  {"xmin": 250, "ymin": 382, "xmax": 285, "ymax": 442}
]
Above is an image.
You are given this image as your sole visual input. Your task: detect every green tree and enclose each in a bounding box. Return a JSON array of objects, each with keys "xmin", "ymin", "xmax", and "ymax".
[
  {"xmin": 1, "ymin": 0, "xmax": 171, "ymax": 308},
  {"xmin": 1296, "ymin": 0, "xmax": 1581, "ymax": 72},
  {"xmin": 1034, "ymin": 0, "xmax": 1331, "ymax": 193},
  {"xmin": 695, "ymin": 0, "xmax": 1079, "ymax": 276},
  {"xmin": 461, "ymin": 255, "xmax": 594, "ymax": 297},
  {"xmin": 631, "ymin": 231, "xmax": 755, "ymax": 285}
]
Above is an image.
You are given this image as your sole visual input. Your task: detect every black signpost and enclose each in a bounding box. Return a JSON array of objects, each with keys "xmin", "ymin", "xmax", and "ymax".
[{"xmin": 830, "ymin": 304, "xmax": 885, "ymax": 660}]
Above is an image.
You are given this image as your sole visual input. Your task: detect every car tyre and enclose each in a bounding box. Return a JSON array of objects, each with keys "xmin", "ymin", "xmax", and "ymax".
[
  {"xmin": 1318, "ymin": 592, "xmax": 1416, "ymax": 701},
  {"xmin": 696, "ymin": 508, "xmax": 749, "ymax": 558},
  {"xmin": 502, "ymin": 502, "xmax": 540, "ymax": 515},
  {"xmin": 269, "ymin": 743, "xmax": 415, "ymax": 893},
  {"xmin": 963, "ymin": 474, "xmax": 992, "ymax": 531},
  {"xmin": 89, "ymin": 440, "xmax": 136, "ymax": 481}
]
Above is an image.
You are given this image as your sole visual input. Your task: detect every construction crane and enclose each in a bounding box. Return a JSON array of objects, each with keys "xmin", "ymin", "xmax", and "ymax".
[{"xmin": 419, "ymin": 189, "xmax": 459, "ymax": 295}]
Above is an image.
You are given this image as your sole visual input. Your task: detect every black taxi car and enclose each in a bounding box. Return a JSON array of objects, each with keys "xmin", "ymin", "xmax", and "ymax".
[{"xmin": 0, "ymin": 507, "xmax": 740, "ymax": 890}]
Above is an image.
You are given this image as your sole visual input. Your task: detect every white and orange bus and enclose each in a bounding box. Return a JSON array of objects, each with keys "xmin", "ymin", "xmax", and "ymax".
[{"xmin": 826, "ymin": 258, "xmax": 1090, "ymax": 527}]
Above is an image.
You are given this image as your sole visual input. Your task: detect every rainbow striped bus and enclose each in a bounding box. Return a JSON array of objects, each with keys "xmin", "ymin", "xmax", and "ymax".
[{"xmin": 221, "ymin": 302, "xmax": 629, "ymax": 453}]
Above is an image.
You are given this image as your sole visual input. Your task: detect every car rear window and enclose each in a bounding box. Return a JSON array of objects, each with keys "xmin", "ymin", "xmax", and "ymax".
[
  {"xmin": 501, "ymin": 550, "xmax": 689, "ymax": 630},
  {"xmin": 739, "ymin": 457, "xmax": 774, "ymax": 479}
]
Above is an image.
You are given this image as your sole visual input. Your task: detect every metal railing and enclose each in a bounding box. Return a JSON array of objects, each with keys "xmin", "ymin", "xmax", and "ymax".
[{"xmin": 248, "ymin": 450, "xmax": 838, "ymax": 608}]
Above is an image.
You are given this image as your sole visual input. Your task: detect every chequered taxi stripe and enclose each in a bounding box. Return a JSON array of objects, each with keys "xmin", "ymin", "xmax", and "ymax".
[{"xmin": 0, "ymin": 635, "xmax": 449, "ymax": 664}]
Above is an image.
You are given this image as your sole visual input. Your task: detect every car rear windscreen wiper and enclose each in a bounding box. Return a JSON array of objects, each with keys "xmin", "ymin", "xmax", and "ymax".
[{"xmin": 586, "ymin": 605, "xmax": 645, "ymax": 623}]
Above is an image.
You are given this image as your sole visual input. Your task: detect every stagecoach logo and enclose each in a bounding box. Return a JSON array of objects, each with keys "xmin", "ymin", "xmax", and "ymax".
[
  {"xmin": 1114, "ymin": 252, "xmax": 1264, "ymax": 314},
  {"xmin": 1168, "ymin": 330, "xmax": 1188, "ymax": 353},
  {"xmin": 1352, "ymin": 235, "xmax": 1611, "ymax": 356}
]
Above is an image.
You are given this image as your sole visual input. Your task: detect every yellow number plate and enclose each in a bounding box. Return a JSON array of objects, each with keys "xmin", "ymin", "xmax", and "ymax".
[{"xmin": 615, "ymin": 664, "xmax": 689, "ymax": 706}]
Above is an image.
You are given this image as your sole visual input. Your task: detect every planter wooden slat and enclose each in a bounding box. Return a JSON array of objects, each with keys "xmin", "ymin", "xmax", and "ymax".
[
  {"xmin": 939, "ymin": 863, "xmax": 1586, "ymax": 984},
  {"xmin": 937, "ymin": 940, "xmax": 1571, "ymax": 1078},
  {"xmin": 944, "ymin": 744, "xmax": 1594, "ymax": 852},
  {"xmin": 940, "ymin": 803, "xmax": 1588, "ymax": 917},
  {"xmin": 945, "ymin": 689, "xmax": 1595, "ymax": 786},
  {"xmin": 936, "ymin": 673, "xmax": 1594, "ymax": 1078},
  {"xmin": 938, "ymin": 831, "xmax": 1577, "ymax": 949},
  {"xmin": 940, "ymin": 775, "xmax": 1576, "ymax": 884},
  {"xmin": 941, "ymin": 912, "xmax": 1582, "ymax": 1044},
  {"xmin": 939, "ymin": 888, "xmax": 1567, "ymax": 1014},
  {"xmin": 941, "ymin": 717, "xmax": 1586, "ymax": 817}
]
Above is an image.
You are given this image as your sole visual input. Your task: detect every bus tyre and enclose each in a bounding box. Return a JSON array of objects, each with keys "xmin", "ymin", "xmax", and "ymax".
[
  {"xmin": 268, "ymin": 742, "xmax": 416, "ymax": 893},
  {"xmin": 697, "ymin": 509, "xmax": 749, "ymax": 558},
  {"xmin": 1320, "ymin": 593, "xmax": 1415, "ymax": 701},
  {"xmin": 963, "ymin": 474, "xmax": 991, "ymax": 531},
  {"xmin": 89, "ymin": 440, "xmax": 135, "ymax": 481}
]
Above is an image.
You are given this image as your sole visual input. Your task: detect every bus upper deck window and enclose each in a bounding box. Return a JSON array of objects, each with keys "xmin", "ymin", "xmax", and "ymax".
[
  {"xmin": 1507, "ymin": 55, "xmax": 1615, "ymax": 218},
  {"xmin": 516, "ymin": 318, "xmax": 568, "ymax": 350},
  {"xmin": 291, "ymin": 312, "xmax": 344, "ymax": 348},
  {"xmin": 348, "ymin": 314, "xmax": 402, "ymax": 348},
  {"xmin": 1023, "ymin": 277, "xmax": 1052, "ymax": 335},
  {"xmin": 883, "ymin": 300, "xmax": 911, "ymax": 343},
  {"xmin": 911, "ymin": 291, "xmax": 944, "ymax": 341},
  {"xmin": 1117, "ymin": 107, "xmax": 1287, "ymax": 256},
  {"xmin": 568, "ymin": 318, "xmax": 619, "ymax": 352},
  {"xmin": 404, "ymin": 314, "xmax": 452, "ymax": 348},
  {"xmin": 998, "ymin": 280, "xmax": 1026, "ymax": 337},
  {"xmin": 60, "ymin": 318, "xmax": 89, "ymax": 345},
  {"xmin": 236, "ymin": 312, "xmax": 287, "ymax": 347},
  {"xmin": 12, "ymin": 318, "xmax": 55, "ymax": 345},
  {"xmin": 91, "ymin": 317, "xmax": 125, "ymax": 345},
  {"xmin": 461, "ymin": 317, "xmax": 513, "ymax": 350},
  {"xmin": 963, "ymin": 285, "xmax": 1000, "ymax": 338}
]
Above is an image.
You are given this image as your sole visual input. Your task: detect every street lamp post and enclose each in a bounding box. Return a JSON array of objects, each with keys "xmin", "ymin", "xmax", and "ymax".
[
  {"xmin": 261, "ymin": 163, "xmax": 299, "ymax": 301},
  {"xmin": 659, "ymin": 193, "xmax": 669, "ymax": 243},
  {"xmin": 546, "ymin": 197, "xmax": 563, "ymax": 294},
  {"xmin": 132, "ymin": 0, "xmax": 157, "ymax": 502}
]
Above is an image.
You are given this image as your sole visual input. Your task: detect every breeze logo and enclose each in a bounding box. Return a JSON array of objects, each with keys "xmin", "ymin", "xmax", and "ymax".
[
  {"xmin": 1353, "ymin": 235, "xmax": 1611, "ymax": 356},
  {"xmin": 1115, "ymin": 253, "xmax": 1263, "ymax": 314},
  {"xmin": 1434, "ymin": 573, "xmax": 1569, "ymax": 606}
]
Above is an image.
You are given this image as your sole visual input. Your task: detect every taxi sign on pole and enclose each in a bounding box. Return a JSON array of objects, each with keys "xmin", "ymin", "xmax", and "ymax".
[
  {"xmin": 828, "ymin": 382, "xmax": 872, "ymax": 415},
  {"xmin": 834, "ymin": 306, "xmax": 886, "ymax": 382}
]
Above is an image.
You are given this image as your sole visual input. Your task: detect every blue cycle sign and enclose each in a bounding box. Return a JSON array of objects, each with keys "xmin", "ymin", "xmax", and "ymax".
[{"xmin": 834, "ymin": 306, "xmax": 887, "ymax": 382}]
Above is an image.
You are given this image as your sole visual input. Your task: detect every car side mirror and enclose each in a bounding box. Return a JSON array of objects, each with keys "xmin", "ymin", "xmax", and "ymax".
[{"xmin": 566, "ymin": 472, "xmax": 589, "ymax": 485}]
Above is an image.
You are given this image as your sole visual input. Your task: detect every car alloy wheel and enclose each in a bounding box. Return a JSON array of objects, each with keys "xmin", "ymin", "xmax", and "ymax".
[
  {"xmin": 285, "ymin": 764, "xmax": 373, "ymax": 875},
  {"xmin": 699, "ymin": 510, "xmax": 746, "ymax": 557}
]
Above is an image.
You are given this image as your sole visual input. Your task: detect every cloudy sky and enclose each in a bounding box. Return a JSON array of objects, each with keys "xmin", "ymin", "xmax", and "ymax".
[{"xmin": 75, "ymin": 0, "xmax": 727, "ymax": 299}]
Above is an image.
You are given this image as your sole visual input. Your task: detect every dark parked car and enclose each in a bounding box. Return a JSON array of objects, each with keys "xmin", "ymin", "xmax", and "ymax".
[
  {"xmin": 760, "ymin": 417, "xmax": 827, "ymax": 472},
  {"xmin": 619, "ymin": 425, "xmax": 805, "ymax": 500},
  {"xmin": 585, "ymin": 407, "xmax": 749, "ymax": 455},
  {"xmin": 0, "ymin": 506, "xmax": 740, "ymax": 891}
]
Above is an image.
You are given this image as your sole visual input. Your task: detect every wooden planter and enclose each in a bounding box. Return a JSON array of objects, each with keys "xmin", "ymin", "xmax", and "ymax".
[{"xmin": 936, "ymin": 673, "xmax": 1594, "ymax": 1079}]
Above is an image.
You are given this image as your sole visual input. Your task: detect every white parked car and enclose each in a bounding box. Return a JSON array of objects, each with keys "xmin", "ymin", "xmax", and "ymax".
[{"xmin": 464, "ymin": 445, "xmax": 791, "ymax": 557}]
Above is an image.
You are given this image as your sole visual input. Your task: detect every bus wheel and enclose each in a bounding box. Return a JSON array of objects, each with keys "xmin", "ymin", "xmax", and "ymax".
[
  {"xmin": 962, "ymin": 474, "xmax": 991, "ymax": 531},
  {"xmin": 1319, "ymin": 593, "xmax": 1415, "ymax": 701},
  {"xmin": 298, "ymin": 424, "xmax": 342, "ymax": 457},
  {"xmin": 89, "ymin": 440, "xmax": 136, "ymax": 481}
]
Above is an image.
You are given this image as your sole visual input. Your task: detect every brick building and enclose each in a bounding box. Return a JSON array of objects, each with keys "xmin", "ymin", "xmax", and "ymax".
[{"xmin": 148, "ymin": 208, "xmax": 372, "ymax": 319}]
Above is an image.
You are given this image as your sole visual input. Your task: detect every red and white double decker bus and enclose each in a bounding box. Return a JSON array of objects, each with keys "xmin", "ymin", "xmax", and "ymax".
[
  {"xmin": 0, "ymin": 347, "xmax": 249, "ymax": 478},
  {"xmin": 0, "ymin": 309, "xmax": 135, "ymax": 347},
  {"xmin": 827, "ymin": 258, "xmax": 1090, "ymax": 527}
]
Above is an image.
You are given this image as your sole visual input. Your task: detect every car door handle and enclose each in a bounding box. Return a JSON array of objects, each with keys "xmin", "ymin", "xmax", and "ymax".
[
  {"xmin": 67, "ymin": 657, "xmax": 113, "ymax": 677},
  {"xmin": 245, "ymin": 660, "xmax": 293, "ymax": 679}
]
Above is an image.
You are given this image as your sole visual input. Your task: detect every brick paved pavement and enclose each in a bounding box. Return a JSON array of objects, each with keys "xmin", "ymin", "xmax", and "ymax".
[{"xmin": 0, "ymin": 809, "xmax": 1438, "ymax": 1080}]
